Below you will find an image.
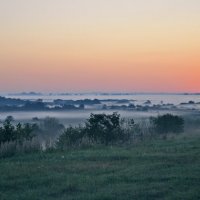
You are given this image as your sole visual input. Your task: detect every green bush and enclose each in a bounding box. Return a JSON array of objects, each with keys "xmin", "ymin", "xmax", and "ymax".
[
  {"xmin": 56, "ymin": 113, "xmax": 186, "ymax": 149},
  {"xmin": 56, "ymin": 126, "xmax": 85, "ymax": 149},
  {"xmin": 0, "ymin": 119, "xmax": 36, "ymax": 144},
  {"xmin": 151, "ymin": 114, "xmax": 184, "ymax": 134},
  {"xmin": 57, "ymin": 113, "xmax": 135, "ymax": 148},
  {"xmin": 85, "ymin": 113, "xmax": 124, "ymax": 145}
]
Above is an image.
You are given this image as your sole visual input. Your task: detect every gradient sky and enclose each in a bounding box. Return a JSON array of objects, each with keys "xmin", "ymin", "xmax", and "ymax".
[{"xmin": 0, "ymin": 0, "xmax": 200, "ymax": 92}]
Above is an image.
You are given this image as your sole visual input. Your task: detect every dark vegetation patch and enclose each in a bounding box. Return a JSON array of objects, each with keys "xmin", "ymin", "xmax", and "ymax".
[{"xmin": 0, "ymin": 113, "xmax": 186, "ymax": 158}]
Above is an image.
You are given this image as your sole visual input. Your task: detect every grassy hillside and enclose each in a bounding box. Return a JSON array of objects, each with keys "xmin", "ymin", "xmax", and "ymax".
[{"xmin": 0, "ymin": 134, "xmax": 200, "ymax": 200}]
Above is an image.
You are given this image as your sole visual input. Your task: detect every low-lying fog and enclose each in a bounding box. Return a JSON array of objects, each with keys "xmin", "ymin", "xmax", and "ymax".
[
  {"xmin": 0, "ymin": 93, "xmax": 199, "ymax": 126},
  {"xmin": 0, "ymin": 110, "xmax": 197, "ymax": 126}
]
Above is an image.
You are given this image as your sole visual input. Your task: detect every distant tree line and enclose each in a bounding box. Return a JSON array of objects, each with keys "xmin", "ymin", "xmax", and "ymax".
[
  {"xmin": 56, "ymin": 113, "xmax": 184, "ymax": 149},
  {"xmin": 0, "ymin": 117, "xmax": 36, "ymax": 144},
  {"xmin": 0, "ymin": 113, "xmax": 185, "ymax": 154}
]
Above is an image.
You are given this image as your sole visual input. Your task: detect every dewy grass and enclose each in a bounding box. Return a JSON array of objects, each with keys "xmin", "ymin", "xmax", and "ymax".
[
  {"xmin": 0, "ymin": 139, "xmax": 42, "ymax": 158},
  {"xmin": 0, "ymin": 134, "xmax": 200, "ymax": 200}
]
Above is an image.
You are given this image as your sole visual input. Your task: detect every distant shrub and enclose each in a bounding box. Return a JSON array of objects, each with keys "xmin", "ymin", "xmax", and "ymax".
[
  {"xmin": 57, "ymin": 113, "xmax": 137, "ymax": 148},
  {"xmin": 85, "ymin": 113, "xmax": 124, "ymax": 145},
  {"xmin": 0, "ymin": 119, "xmax": 36, "ymax": 144},
  {"xmin": 5, "ymin": 115, "xmax": 15, "ymax": 122},
  {"xmin": 151, "ymin": 114, "xmax": 184, "ymax": 134},
  {"xmin": 32, "ymin": 117, "xmax": 39, "ymax": 121},
  {"xmin": 56, "ymin": 126, "xmax": 85, "ymax": 149},
  {"xmin": 42, "ymin": 117, "xmax": 64, "ymax": 132},
  {"xmin": 34, "ymin": 117, "xmax": 65, "ymax": 140},
  {"xmin": 120, "ymin": 118, "xmax": 141, "ymax": 141}
]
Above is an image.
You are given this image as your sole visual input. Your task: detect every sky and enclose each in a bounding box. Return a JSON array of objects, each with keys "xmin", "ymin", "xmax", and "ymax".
[{"xmin": 0, "ymin": 0, "xmax": 200, "ymax": 93}]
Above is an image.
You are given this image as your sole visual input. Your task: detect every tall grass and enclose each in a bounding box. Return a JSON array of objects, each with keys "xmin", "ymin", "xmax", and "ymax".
[{"xmin": 0, "ymin": 139, "xmax": 42, "ymax": 158}]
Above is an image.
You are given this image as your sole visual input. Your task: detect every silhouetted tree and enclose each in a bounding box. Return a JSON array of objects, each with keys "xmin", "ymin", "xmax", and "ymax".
[
  {"xmin": 151, "ymin": 114, "xmax": 184, "ymax": 134},
  {"xmin": 85, "ymin": 112, "xmax": 123, "ymax": 144},
  {"xmin": 0, "ymin": 120, "xmax": 36, "ymax": 143}
]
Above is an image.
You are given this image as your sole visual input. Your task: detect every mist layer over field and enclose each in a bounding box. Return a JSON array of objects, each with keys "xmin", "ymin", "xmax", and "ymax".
[{"xmin": 0, "ymin": 93, "xmax": 199, "ymax": 126}]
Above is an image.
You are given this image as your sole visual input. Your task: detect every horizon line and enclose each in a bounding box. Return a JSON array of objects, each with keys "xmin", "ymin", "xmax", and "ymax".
[{"xmin": 1, "ymin": 91, "xmax": 200, "ymax": 95}]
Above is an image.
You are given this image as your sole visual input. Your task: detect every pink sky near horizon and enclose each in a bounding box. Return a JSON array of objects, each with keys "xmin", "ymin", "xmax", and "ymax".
[{"xmin": 0, "ymin": 0, "xmax": 200, "ymax": 93}]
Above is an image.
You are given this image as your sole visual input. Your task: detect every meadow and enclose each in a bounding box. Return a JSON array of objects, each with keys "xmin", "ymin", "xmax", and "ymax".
[{"xmin": 0, "ymin": 133, "xmax": 200, "ymax": 200}]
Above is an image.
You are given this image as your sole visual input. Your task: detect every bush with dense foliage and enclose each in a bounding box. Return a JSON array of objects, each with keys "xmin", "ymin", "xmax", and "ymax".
[
  {"xmin": 56, "ymin": 126, "xmax": 85, "ymax": 149},
  {"xmin": 0, "ymin": 118, "xmax": 39, "ymax": 157},
  {"xmin": 56, "ymin": 113, "xmax": 136, "ymax": 148},
  {"xmin": 151, "ymin": 114, "xmax": 184, "ymax": 134},
  {"xmin": 0, "ymin": 118, "xmax": 36, "ymax": 144},
  {"xmin": 57, "ymin": 113, "xmax": 186, "ymax": 148},
  {"xmin": 85, "ymin": 112, "xmax": 124, "ymax": 144}
]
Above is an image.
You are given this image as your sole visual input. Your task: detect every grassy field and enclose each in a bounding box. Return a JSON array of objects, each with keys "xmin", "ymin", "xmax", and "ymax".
[{"xmin": 0, "ymin": 134, "xmax": 200, "ymax": 200}]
